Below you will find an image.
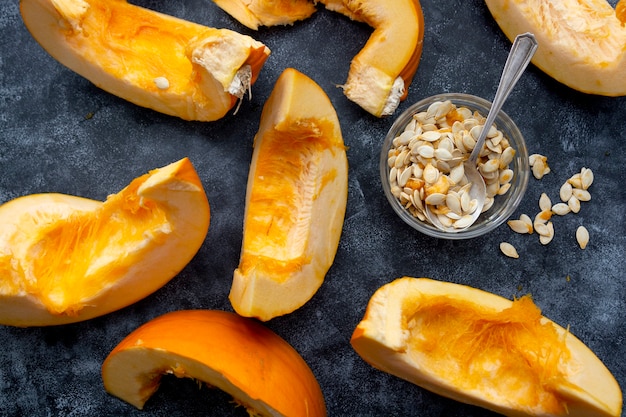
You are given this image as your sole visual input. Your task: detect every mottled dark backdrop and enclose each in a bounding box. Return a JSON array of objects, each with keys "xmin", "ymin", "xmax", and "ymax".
[{"xmin": 1, "ymin": 0, "xmax": 624, "ymax": 416}]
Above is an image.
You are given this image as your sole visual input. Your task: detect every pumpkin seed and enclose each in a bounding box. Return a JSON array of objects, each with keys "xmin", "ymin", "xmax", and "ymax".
[
  {"xmin": 535, "ymin": 222, "xmax": 550, "ymax": 236},
  {"xmin": 453, "ymin": 214, "xmax": 475, "ymax": 229},
  {"xmin": 423, "ymin": 163, "xmax": 439, "ymax": 184},
  {"xmin": 551, "ymin": 203, "xmax": 571, "ymax": 216},
  {"xmin": 581, "ymin": 167, "xmax": 594, "ymax": 190},
  {"xmin": 500, "ymin": 242, "xmax": 519, "ymax": 258},
  {"xmin": 529, "ymin": 153, "xmax": 550, "ymax": 179},
  {"xmin": 559, "ymin": 182, "xmax": 573, "ymax": 202},
  {"xmin": 508, "ymin": 219, "xmax": 532, "ymax": 234},
  {"xmin": 497, "ymin": 183, "xmax": 511, "ymax": 195},
  {"xmin": 398, "ymin": 166, "xmax": 412, "ymax": 187},
  {"xmin": 534, "ymin": 209, "xmax": 552, "ymax": 224},
  {"xmin": 567, "ymin": 173, "xmax": 583, "ymax": 189},
  {"xmin": 539, "ymin": 222, "xmax": 554, "ymax": 245},
  {"xmin": 539, "ymin": 193, "xmax": 552, "ymax": 211},
  {"xmin": 572, "ymin": 188, "xmax": 591, "ymax": 202},
  {"xmin": 387, "ymin": 100, "xmax": 516, "ymax": 228},
  {"xmin": 499, "ymin": 169, "xmax": 514, "ymax": 184},
  {"xmin": 568, "ymin": 195, "xmax": 581, "ymax": 213},
  {"xmin": 154, "ymin": 76, "xmax": 170, "ymax": 89},
  {"xmin": 425, "ymin": 193, "xmax": 447, "ymax": 205},
  {"xmin": 421, "ymin": 130, "xmax": 442, "ymax": 142},
  {"xmin": 576, "ymin": 225, "xmax": 589, "ymax": 249}
]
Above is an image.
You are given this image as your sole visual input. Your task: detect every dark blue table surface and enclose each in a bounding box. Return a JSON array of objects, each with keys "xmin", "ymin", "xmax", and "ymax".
[{"xmin": 1, "ymin": 0, "xmax": 624, "ymax": 416}]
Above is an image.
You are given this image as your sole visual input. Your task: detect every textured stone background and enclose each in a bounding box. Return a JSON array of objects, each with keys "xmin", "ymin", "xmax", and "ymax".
[{"xmin": 1, "ymin": 0, "xmax": 624, "ymax": 416}]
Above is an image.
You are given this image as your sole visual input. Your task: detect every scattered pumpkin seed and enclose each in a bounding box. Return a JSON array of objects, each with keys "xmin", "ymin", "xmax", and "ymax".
[
  {"xmin": 568, "ymin": 195, "xmax": 581, "ymax": 213},
  {"xmin": 499, "ymin": 242, "xmax": 519, "ymax": 258},
  {"xmin": 539, "ymin": 192, "xmax": 552, "ymax": 211},
  {"xmin": 581, "ymin": 167, "xmax": 594, "ymax": 190},
  {"xmin": 507, "ymin": 218, "xmax": 533, "ymax": 234},
  {"xmin": 539, "ymin": 221, "xmax": 554, "ymax": 245},
  {"xmin": 559, "ymin": 182, "xmax": 573, "ymax": 202},
  {"xmin": 551, "ymin": 202, "xmax": 571, "ymax": 216},
  {"xmin": 529, "ymin": 153, "xmax": 550, "ymax": 179},
  {"xmin": 576, "ymin": 225, "xmax": 589, "ymax": 249},
  {"xmin": 572, "ymin": 188, "xmax": 591, "ymax": 202}
]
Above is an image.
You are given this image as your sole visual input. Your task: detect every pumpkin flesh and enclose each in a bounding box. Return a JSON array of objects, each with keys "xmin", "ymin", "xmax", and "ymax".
[
  {"xmin": 351, "ymin": 277, "xmax": 623, "ymax": 417},
  {"xmin": 20, "ymin": 0, "xmax": 271, "ymax": 121},
  {"xmin": 230, "ymin": 68, "xmax": 348, "ymax": 321},
  {"xmin": 211, "ymin": 0, "xmax": 425, "ymax": 117},
  {"xmin": 212, "ymin": 0, "xmax": 317, "ymax": 29},
  {"xmin": 0, "ymin": 158, "xmax": 210, "ymax": 326},
  {"xmin": 102, "ymin": 310, "xmax": 327, "ymax": 417},
  {"xmin": 318, "ymin": 0, "xmax": 425, "ymax": 116},
  {"xmin": 485, "ymin": 0, "xmax": 626, "ymax": 96}
]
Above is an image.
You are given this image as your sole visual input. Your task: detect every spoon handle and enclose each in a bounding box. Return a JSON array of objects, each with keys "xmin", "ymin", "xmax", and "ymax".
[{"xmin": 469, "ymin": 32, "xmax": 538, "ymax": 163}]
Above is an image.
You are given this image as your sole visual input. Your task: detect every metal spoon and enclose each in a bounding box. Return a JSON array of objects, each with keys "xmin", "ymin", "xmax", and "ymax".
[{"xmin": 426, "ymin": 32, "xmax": 538, "ymax": 233}]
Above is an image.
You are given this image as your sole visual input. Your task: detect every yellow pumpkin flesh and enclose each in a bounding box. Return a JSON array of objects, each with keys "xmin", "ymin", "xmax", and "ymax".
[
  {"xmin": 20, "ymin": 0, "xmax": 271, "ymax": 121},
  {"xmin": 0, "ymin": 158, "xmax": 210, "ymax": 326},
  {"xmin": 230, "ymin": 68, "xmax": 348, "ymax": 321},
  {"xmin": 212, "ymin": 0, "xmax": 317, "ymax": 29},
  {"xmin": 317, "ymin": 0, "xmax": 425, "ymax": 116},
  {"xmin": 485, "ymin": 0, "xmax": 626, "ymax": 96},
  {"xmin": 351, "ymin": 277, "xmax": 622, "ymax": 417}
]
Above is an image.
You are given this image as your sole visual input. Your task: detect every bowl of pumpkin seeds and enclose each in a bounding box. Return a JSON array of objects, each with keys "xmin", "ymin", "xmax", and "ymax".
[{"xmin": 380, "ymin": 93, "xmax": 530, "ymax": 239}]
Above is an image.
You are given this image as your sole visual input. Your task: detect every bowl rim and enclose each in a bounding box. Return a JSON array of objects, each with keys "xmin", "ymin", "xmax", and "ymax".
[{"xmin": 380, "ymin": 92, "xmax": 530, "ymax": 240}]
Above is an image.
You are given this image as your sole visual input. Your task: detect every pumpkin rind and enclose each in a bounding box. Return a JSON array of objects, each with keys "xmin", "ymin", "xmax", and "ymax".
[
  {"xmin": 212, "ymin": 0, "xmax": 317, "ymax": 29},
  {"xmin": 485, "ymin": 0, "xmax": 626, "ymax": 96},
  {"xmin": 351, "ymin": 277, "xmax": 623, "ymax": 417},
  {"xmin": 20, "ymin": 0, "xmax": 271, "ymax": 121},
  {"xmin": 102, "ymin": 309, "xmax": 327, "ymax": 417},
  {"xmin": 230, "ymin": 68, "xmax": 348, "ymax": 321},
  {"xmin": 0, "ymin": 158, "xmax": 210, "ymax": 326}
]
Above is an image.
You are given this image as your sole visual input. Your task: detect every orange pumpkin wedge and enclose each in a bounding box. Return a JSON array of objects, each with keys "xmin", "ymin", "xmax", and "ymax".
[
  {"xmin": 230, "ymin": 68, "xmax": 348, "ymax": 321},
  {"xmin": 102, "ymin": 309, "xmax": 327, "ymax": 416},
  {"xmin": 485, "ymin": 0, "xmax": 626, "ymax": 96},
  {"xmin": 318, "ymin": 0, "xmax": 425, "ymax": 116},
  {"xmin": 351, "ymin": 277, "xmax": 623, "ymax": 417},
  {"xmin": 20, "ymin": 0, "xmax": 271, "ymax": 121},
  {"xmin": 214, "ymin": 0, "xmax": 425, "ymax": 117},
  {"xmin": 213, "ymin": 0, "xmax": 317, "ymax": 30},
  {"xmin": 0, "ymin": 158, "xmax": 210, "ymax": 327}
]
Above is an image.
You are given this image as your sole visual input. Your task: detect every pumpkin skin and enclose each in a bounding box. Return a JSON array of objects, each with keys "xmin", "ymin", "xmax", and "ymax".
[
  {"xmin": 0, "ymin": 158, "xmax": 210, "ymax": 326},
  {"xmin": 212, "ymin": 0, "xmax": 317, "ymax": 30},
  {"xmin": 101, "ymin": 310, "xmax": 327, "ymax": 417},
  {"xmin": 20, "ymin": 0, "xmax": 271, "ymax": 121},
  {"xmin": 351, "ymin": 277, "xmax": 623, "ymax": 417},
  {"xmin": 230, "ymin": 68, "xmax": 348, "ymax": 321},
  {"xmin": 485, "ymin": 0, "xmax": 626, "ymax": 96}
]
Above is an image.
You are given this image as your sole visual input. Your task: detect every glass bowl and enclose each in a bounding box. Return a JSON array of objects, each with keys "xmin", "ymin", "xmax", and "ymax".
[{"xmin": 380, "ymin": 93, "xmax": 529, "ymax": 239}]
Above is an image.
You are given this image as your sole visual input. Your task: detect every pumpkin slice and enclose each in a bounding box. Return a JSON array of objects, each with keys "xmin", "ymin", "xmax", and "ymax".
[
  {"xmin": 20, "ymin": 0, "xmax": 271, "ymax": 121},
  {"xmin": 351, "ymin": 277, "xmax": 623, "ymax": 417},
  {"xmin": 485, "ymin": 0, "xmax": 626, "ymax": 96},
  {"xmin": 318, "ymin": 0, "xmax": 425, "ymax": 116},
  {"xmin": 230, "ymin": 68, "xmax": 348, "ymax": 321},
  {"xmin": 0, "ymin": 158, "xmax": 210, "ymax": 326},
  {"xmin": 212, "ymin": 0, "xmax": 317, "ymax": 30},
  {"xmin": 102, "ymin": 310, "xmax": 327, "ymax": 416}
]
